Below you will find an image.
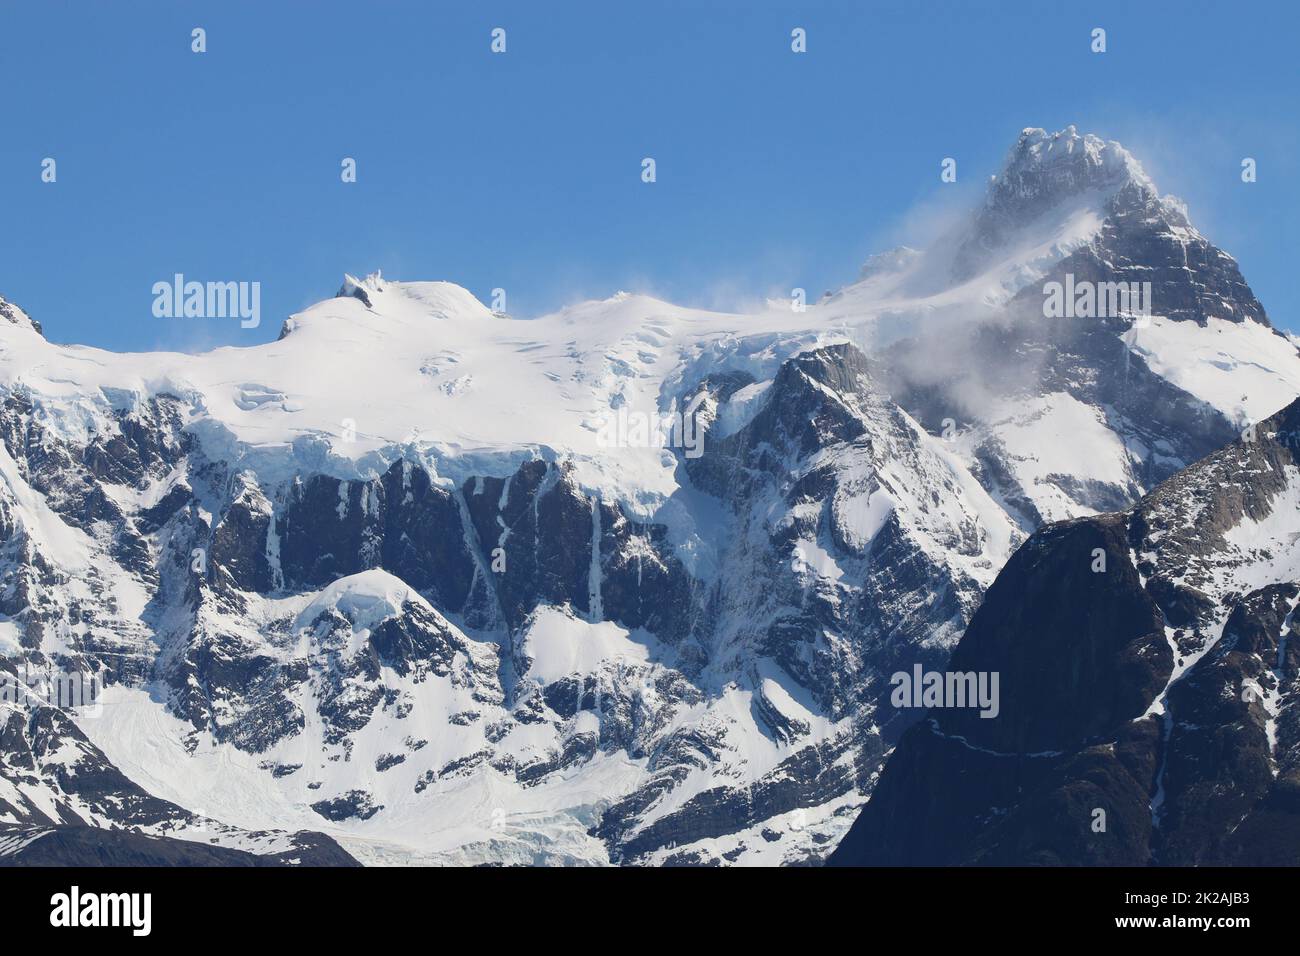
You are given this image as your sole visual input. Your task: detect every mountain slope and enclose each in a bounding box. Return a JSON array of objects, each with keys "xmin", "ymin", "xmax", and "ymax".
[{"xmin": 828, "ymin": 397, "xmax": 1300, "ymax": 866}]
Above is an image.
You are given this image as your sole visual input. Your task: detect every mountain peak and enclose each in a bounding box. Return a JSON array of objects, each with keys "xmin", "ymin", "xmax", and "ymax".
[
  {"xmin": 337, "ymin": 271, "xmax": 386, "ymax": 308},
  {"xmin": 279, "ymin": 274, "xmax": 493, "ymax": 339},
  {"xmin": 990, "ymin": 126, "xmax": 1155, "ymax": 208},
  {"xmin": 947, "ymin": 126, "xmax": 1171, "ymax": 284}
]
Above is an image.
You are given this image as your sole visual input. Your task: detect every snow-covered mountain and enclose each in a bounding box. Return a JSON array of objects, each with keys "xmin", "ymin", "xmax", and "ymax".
[{"xmin": 1, "ymin": 126, "xmax": 1297, "ymax": 865}]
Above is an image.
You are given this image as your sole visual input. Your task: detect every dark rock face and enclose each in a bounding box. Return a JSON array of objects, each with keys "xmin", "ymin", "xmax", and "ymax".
[
  {"xmin": 180, "ymin": 634, "xmax": 308, "ymax": 750},
  {"xmin": 380, "ymin": 462, "xmax": 475, "ymax": 610},
  {"xmin": 940, "ymin": 514, "xmax": 1170, "ymax": 755},
  {"xmin": 1055, "ymin": 187, "xmax": 1267, "ymax": 327},
  {"xmin": 0, "ymin": 825, "xmax": 359, "ymax": 867},
  {"xmin": 311, "ymin": 790, "xmax": 382, "ymax": 822},
  {"xmin": 278, "ymin": 475, "xmax": 384, "ymax": 587},
  {"xmin": 593, "ymin": 502, "xmax": 696, "ymax": 646},
  {"xmin": 830, "ymin": 714, "xmax": 1164, "ymax": 866},
  {"xmin": 268, "ymin": 453, "xmax": 699, "ymax": 664},
  {"xmin": 460, "ymin": 459, "xmax": 697, "ymax": 645},
  {"xmin": 265, "ymin": 461, "xmax": 481, "ymax": 606},
  {"xmin": 211, "ymin": 474, "xmax": 274, "ymax": 593},
  {"xmin": 1158, "ymin": 583, "xmax": 1299, "ymax": 865},
  {"xmin": 829, "ymin": 400, "xmax": 1300, "ymax": 866},
  {"xmin": 462, "ymin": 460, "xmax": 594, "ymax": 629},
  {"xmin": 688, "ymin": 346, "xmax": 870, "ymax": 506},
  {"xmin": 827, "ymin": 517, "xmax": 1174, "ymax": 867}
]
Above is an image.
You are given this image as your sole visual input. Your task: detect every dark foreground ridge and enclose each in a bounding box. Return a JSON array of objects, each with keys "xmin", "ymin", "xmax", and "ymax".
[
  {"xmin": 0, "ymin": 824, "xmax": 359, "ymax": 866},
  {"xmin": 829, "ymin": 398, "xmax": 1300, "ymax": 865}
]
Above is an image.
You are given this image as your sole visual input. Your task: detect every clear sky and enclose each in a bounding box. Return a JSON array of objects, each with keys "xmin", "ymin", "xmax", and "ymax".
[{"xmin": 2, "ymin": 0, "xmax": 1296, "ymax": 351}]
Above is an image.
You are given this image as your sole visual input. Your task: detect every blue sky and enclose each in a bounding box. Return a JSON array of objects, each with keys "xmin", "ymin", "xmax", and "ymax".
[{"xmin": 2, "ymin": 0, "xmax": 1297, "ymax": 351}]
